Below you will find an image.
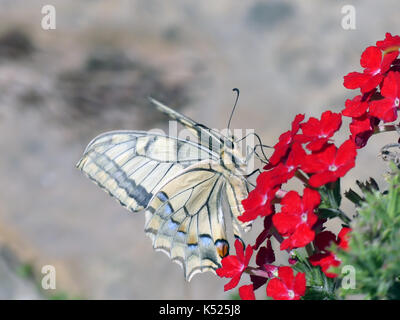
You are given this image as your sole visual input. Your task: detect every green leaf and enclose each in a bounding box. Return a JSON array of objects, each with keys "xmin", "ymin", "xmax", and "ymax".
[
  {"xmin": 317, "ymin": 208, "xmax": 342, "ymax": 219},
  {"xmin": 344, "ymin": 188, "xmax": 363, "ymax": 207},
  {"xmin": 317, "ymin": 208, "xmax": 351, "ymax": 224},
  {"xmin": 321, "ymin": 179, "xmax": 342, "ymax": 208},
  {"xmin": 356, "ymin": 178, "xmax": 379, "ymax": 193}
]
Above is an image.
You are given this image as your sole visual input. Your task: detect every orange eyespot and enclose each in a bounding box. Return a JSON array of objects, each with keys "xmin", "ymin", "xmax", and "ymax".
[{"xmin": 215, "ymin": 239, "xmax": 229, "ymax": 258}]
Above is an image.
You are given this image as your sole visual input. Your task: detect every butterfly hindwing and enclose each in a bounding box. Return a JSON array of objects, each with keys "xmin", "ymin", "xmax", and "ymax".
[{"xmin": 144, "ymin": 161, "xmax": 250, "ymax": 281}]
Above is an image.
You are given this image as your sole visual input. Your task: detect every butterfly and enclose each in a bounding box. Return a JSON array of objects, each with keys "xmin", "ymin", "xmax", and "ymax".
[{"xmin": 77, "ymin": 96, "xmax": 263, "ymax": 281}]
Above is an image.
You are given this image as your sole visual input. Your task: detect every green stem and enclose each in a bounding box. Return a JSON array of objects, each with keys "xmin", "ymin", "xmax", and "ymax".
[
  {"xmin": 337, "ymin": 209, "xmax": 352, "ymax": 225},
  {"xmin": 305, "ymin": 243, "xmax": 315, "ymax": 257}
]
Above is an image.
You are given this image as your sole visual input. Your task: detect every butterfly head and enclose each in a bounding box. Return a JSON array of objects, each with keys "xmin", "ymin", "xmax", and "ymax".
[{"xmin": 220, "ymin": 140, "xmax": 248, "ymax": 175}]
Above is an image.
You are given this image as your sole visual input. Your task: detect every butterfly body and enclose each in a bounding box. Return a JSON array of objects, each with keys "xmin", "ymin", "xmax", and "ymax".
[{"xmin": 77, "ymin": 99, "xmax": 252, "ymax": 280}]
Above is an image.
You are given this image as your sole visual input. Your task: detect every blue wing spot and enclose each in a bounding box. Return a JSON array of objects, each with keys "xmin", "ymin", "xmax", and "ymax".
[
  {"xmin": 199, "ymin": 235, "xmax": 213, "ymax": 246},
  {"xmin": 188, "ymin": 244, "xmax": 198, "ymax": 251},
  {"xmin": 157, "ymin": 191, "xmax": 169, "ymax": 202},
  {"xmin": 164, "ymin": 203, "xmax": 173, "ymax": 216},
  {"xmin": 176, "ymin": 231, "xmax": 186, "ymax": 241},
  {"xmin": 167, "ymin": 220, "xmax": 179, "ymax": 231}
]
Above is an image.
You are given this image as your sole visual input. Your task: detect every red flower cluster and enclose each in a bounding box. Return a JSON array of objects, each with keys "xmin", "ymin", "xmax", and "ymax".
[
  {"xmin": 218, "ymin": 108, "xmax": 356, "ymax": 299},
  {"xmin": 218, "ymin": 108, "xmax": 355, "ymax": 299},
  {"xmin": 216, "ymin": 34, "xmax": 399, "ymax": 300},
  {"xmin": 343, "ymin": 33, "xmax": 400, "ymax": 148},
  {"xmin": 241, "ymin": 109, "xmax": 356, "ymax": 223}
]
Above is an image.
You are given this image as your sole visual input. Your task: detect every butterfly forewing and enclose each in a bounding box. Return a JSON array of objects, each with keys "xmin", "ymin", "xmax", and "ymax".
[
  {"xmin": 77, "ymin": 131, "xmax": 217, "ymax": 212},
  {"xmin": 149, "ymin": 98, "xmax": 225, "ymax": 154}
]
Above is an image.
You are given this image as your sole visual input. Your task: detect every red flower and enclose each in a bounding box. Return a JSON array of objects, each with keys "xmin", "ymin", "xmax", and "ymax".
[
  {"xmin": 369, "ymin": 71, "xmax": 400, "ymax": 122},
  {"xmin": 296, "ymin": 111, "xmax": 342, "ymax": 151},
  {"xmin": 271, "ymin": 142, "xmax": 307, "ymax": 176},
  {"xmin": 239, "ymin": 181, "xmax": 277, "ymax": 223},
  {"xmin": 376, "ymin": 33, "xmax": 400, "ymax": 52},
  {"xmin": 273, "ymin": 188, "xmax": 320, "ymax": 250},
  {"xmin": 280, "ymin": 225, "xmax": 316, "ymax": 251},
  {"xmin": 216, "ymin": 239, "xmax": 253, "ymax": 291},
  {"xmin": 313, "ymin": 231, "xmax": 337, "ymax": 251},
  {"xmin": 309, "ymin": 230, "xmax": 341, "ymax": 278},
  {"xmin": 260, "ymin": 163, "xmax": 294, "ymax": 190},
  {"xmin": 266, "ymin": 266, "xmax": 306, "ymax": 300},
  {"xmin": 349, "ymin": 114, "xmax": 379, "ymax": 148},
  {"xmin": 314, "ymin": 228, "xmax": 351, "ymax": 252},
  {"xmin": 309, "ymin": 228, "xmax": 351, "ymax": 278},
  {"xmin": 343, "ymin": 46, "xmax": 398, "ymax": 93},
  {"xmin": 342, "ymin": 95, "xmax": 369, "ymax": 118},
  {"xmin": 265, "ymin": 114, "xmax": 305, "ymax": 169},
  {"xmin": 302, "ymin": 140, "xmax": 357, "ymax": 187},
  {"xmin": 239, "ymin": 284, "xmax": 255, "ymax": 300},
  {"xmin": 309, "ymin": 252, "xmax": 341, "ymax": 278}
]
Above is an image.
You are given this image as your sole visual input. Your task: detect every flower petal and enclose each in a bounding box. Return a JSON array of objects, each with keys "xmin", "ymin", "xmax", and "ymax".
[
  {"xmin": 343, "ymin": 72, "xmax": 370, "ymax": 90},
  {"xmin": 266, "ymin": 278, "xmax": 289, "ymax": 300},
  {"xmin": 369, "ymin": 98, "xmax": 397, "ymax": 123},
  {"xmin": 293, "ymin": 272, "xmax": 306, "ymax": 297},
  {"xmin": 278, "ymin": 266, "xmax": 294, "ymax": 288},
  {"xmin": 224, "ymin": 273, "xmax": 242, "ymax": 291},
  {"xmin": 239, "ymin": 284, "xmax": 256, "ymax": 300},
  {"xmin": 360, "ymin": 46, "xmax": 382, "ymax": 70}
]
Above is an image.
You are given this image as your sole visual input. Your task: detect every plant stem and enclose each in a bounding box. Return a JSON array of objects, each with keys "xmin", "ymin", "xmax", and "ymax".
[
  {"xmin": 244, "ymin": 267, "xmax": 271, "ymax": 278},
  {"xmin": 305, "ymin": 243, "xmax": 314, "ymax": 257},
  {"xmin": 295, "ymin": 170, "xmax": 310, "ymax": 185},
  {"xmin": 374, "ymin": 124, "xmax": 399, "ymax": 134}
]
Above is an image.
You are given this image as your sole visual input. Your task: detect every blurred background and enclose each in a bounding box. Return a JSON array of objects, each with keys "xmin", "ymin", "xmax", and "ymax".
[{"xmin": 0, "ymin": 0, "xmax": 399, "ymax": 299}]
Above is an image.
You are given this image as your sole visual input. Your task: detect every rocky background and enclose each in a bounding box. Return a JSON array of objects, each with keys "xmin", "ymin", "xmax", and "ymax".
[{"xmin": 0, "ymin": 0, "xmax": 399, "ymax": 299}]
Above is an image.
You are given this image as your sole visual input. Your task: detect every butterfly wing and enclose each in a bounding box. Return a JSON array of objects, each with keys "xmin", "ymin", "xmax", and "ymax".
[
  {"xmin": 77, "ymin": 103, "xmax": 252, "ymax": 280},
  {"xmin": 144, "ymin": 161, "xmax": 251, "ymax": 281},
  {"xmin": 77, "ymin": 130, "xmax": 218, "ymax": 212}
]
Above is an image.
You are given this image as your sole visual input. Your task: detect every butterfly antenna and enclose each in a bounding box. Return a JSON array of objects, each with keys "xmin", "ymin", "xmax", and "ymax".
[{"xmin": 227, "ymin": 88, "xmax": 240, "ymax": 135}]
